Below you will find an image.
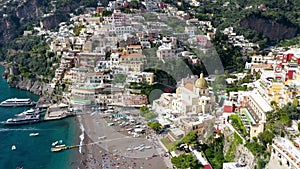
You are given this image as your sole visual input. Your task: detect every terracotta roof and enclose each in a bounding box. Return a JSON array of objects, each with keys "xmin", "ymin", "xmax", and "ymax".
[
  {"xmin": 184, "ymin": 82, "xmax": 194, "ymax": 91},
  {"xmin": 121, "ymin": 53, "xmax": 144, "ymax": 57}
]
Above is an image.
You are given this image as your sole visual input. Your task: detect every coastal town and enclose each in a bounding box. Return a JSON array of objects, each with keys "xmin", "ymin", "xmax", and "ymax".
[{"xmin": 0, "ymin": 0, "xmax": 300, "ymax": 169}]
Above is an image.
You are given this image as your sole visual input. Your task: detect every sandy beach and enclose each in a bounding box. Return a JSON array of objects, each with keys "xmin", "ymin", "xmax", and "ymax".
[{"xmin": 77, "ymin": 113, "xmax": 169, "ymax": 169}]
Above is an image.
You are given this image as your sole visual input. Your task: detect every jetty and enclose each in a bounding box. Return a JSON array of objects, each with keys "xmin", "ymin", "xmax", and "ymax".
[{"xmin": 51, "ymin": 141, "xmax": 102, "ymax": 152}]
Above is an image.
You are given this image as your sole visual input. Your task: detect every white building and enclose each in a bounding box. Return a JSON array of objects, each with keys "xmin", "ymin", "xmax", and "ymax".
[
  {"xmin": 272, "ymin": 137, "xmax": 300, "ymax": 169},
  {"xmin": 156, "ymin": 44, "xmax": 176, "ymax": 60},
  {"xmin": 153, "ymin": 73, "xmax": 215, "ymax": 116}
]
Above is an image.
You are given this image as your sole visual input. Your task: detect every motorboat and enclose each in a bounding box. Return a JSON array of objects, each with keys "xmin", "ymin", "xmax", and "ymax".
[
  {"xmin": 52, "ymin": 141, "xmax": 58, "ymax": 146},
  {"xmin": 29, "ymin": 133, "xmax": 39, "ymax": 136},
  {"xmin": 11, "ymin": 145, "xmax": 16, "ymax": 151},
  {"xmin": 15, "ymin": 108, "xmax": 42, "ymax": 117}
]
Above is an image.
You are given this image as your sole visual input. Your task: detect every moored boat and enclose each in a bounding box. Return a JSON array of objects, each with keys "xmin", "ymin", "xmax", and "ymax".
[
  {"xmin": 2, "ymin": 114, "xmax": 40, "ymax": 126},
  {"xmin": 15, "ymin": 108, "xmax": 42, "ymax": 117},
  {"xmin": 0, "ymin": 98, "xmax": 36, "ymax": 107},
  {"xmin": 55, "ymin": 144, "xmax": 66, "ymax": 148}
]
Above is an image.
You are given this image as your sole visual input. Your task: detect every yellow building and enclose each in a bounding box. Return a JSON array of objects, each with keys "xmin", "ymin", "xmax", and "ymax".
[
  {"xmin": 250, "ymin": 123, "xmax": 264, "ymax": 138},
  {"xmin": 142, "ymin": 72, "xmax": 155, "ymax": 85},
  {"xmin": 268, "ymin": 83, "xmax": 284, "ymax": 104}
]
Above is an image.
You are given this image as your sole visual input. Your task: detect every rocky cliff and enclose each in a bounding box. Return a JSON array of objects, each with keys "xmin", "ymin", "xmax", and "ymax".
[
  {"xmin": 8, "ymin": 77, "xmax": 53, "ymax": 96},
  {"xmin": 240, "ymin": 16, "xmax": 299, "ymax": 41},
  {"xmin": 0, "ymin": 0, "xmax": 102, "ymax": 44}
]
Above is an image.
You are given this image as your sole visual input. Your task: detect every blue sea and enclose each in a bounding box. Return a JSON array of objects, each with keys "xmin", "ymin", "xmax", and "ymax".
[{"xmin": 0, "ymin": 66, "xmax": 80, "ymax": 169}]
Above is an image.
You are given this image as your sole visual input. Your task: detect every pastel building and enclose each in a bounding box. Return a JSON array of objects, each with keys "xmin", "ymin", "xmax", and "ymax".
[
  {"xmin": 156, "ymin": 43, "xmax": 176, "ymax": 60},
  {"xmin": 178, "ymin": 114, "xmax": 215, "ymax": 136},
  {"xmin": 126, "ymin": 72, "xmax": 155, "ymax": 84}
]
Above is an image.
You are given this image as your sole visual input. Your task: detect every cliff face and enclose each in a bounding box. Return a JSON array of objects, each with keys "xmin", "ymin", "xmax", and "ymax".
[
  {"xmin": 8, "ymin": 77, "xmax": 53, "ymax": 96},
  {"xmin": 240, "ymin": 16, "xmax": 299, "ymax": 41},
  {"xmin": 3, "ymin": 63, "xmax": 51, "ymax": 95},
  {"xmin": 0, "ymin": 0, "xmax": 102, "ymax": 43}
]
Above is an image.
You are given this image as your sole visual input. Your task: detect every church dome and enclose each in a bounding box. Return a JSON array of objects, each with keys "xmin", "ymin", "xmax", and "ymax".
[{"xmin": 195, "ymin": 73, "xmax": 208, "ymax": 88}]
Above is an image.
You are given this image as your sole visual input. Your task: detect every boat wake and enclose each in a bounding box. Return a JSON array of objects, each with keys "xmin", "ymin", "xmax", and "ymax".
[
  {"xmin": 78, "ymin": 117, "xmax": 85, "ymax": 154},
  {"xmin": 0, "ymin": 128, "xmax": 55, "ymax": 132}
]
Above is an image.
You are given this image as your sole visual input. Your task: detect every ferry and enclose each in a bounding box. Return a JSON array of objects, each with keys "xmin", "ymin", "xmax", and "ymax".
[
  {"xmin": 0, "ymin": 98, "xmax": 36, "ymax": 107},
  {"xmin": 2, "ymin": 114, "xmax": 40, "ymax": 126},
  {"xmin": 15, "ymin": 108, "xmax": 42, "ymax": 117}
]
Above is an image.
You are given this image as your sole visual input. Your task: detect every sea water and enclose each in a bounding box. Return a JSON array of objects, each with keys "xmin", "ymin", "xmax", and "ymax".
[{"xmin": 0, "ymin": 66, "xmax": 79, "ymax": 169}]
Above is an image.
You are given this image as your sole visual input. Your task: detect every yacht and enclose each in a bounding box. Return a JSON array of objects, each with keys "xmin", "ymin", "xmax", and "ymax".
[
  {"xmin": 15, "ymin": 108, "xmax": 42, "ymax": 117},
  {"xmin": 0, "ymin": 98, "xmax": 36, "ymax": 107},
  {"xmin": 3, "ymin": 114, "xmax": 40, "ymax": 126}
]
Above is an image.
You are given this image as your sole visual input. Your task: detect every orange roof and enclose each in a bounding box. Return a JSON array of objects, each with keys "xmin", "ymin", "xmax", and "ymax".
[
  {"xmin": 121, "ymin": 53, "xmax": 143, "ymax": 57},
  {"xmin": 184, "ymin": 82, "xmax": 194, "ymax": 91},
  {"xmin": 252, "ymin": 64, "xmax": 272, "ymax": 69},
  {"xmin": 87, "ymin": 72, "xmax": 104, "ymax": 76}
]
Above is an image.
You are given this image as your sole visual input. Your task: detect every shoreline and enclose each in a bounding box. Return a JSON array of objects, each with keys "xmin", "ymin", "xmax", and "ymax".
[
  {"xmin": 68, "ymin": 116, "xmax": 85, "ymax": 169},
  {"xmin": 78, "ymin": 113, "xmax": 168, "ymax": 169}
]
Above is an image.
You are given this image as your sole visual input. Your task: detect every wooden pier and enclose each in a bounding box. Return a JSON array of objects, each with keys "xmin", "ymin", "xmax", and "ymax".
[{"xmin": 51, "ymin": 141, "xmax": 102, "ymax": 152}]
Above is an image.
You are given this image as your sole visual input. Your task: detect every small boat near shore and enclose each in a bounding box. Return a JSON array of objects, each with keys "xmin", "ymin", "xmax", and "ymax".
[
  {"xmin": 0, "ymin": 98, "xmax": 36, "ymax": 107},
  {"xmin": 51, "ymin": 145, "xmax": 67, "ymax": 152},
  {"xmin": 55, "ymin": 144, "xmax": 66, "ymax": 148},
  {"xmin": 29, "ymin": 133, "xmax": 39, "ymax": 136},
  {"xmin": 52, "ymin": 141, "xmax": 58, "ymax": 146},
  {"xmin": 52, "ymin": 140, "xmax": 63, "ymax": 146}
]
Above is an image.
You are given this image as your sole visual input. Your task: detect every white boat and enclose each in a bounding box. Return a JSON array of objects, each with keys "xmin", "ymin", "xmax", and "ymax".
[
  {"xmin": 29, "ymin": 133, "xmax": 39, "ymax": 136},
  {"xmin": 52, "ymin": 141, "xmax": 59, "ymax": 146},
  {"xmin": 0, "ymin": 98, "xmax": 35, "ymax": 107},
  {"xmin": 55, "ymin": 144, "xmax": 66, "ymax": 148},
  {"xmin": 3, "ymin": 114, "xmax": 40, "ymax": 126},
  {"xmin": 11, "ymin": 145, "xmax": 16, "ymax": 151},
  {"xmin": 145, "ymin": 146, "xmax": 152, "ymax": 149},
  {"xmin": 15, "ymin": 108, "xmax": 41, "ymax": 117}
]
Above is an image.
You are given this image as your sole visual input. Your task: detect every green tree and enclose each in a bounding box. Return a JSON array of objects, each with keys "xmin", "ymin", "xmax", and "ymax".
[
  {"xmin": 171, "ymin": 153, "xmax": 202, "ymax": 169},
  {"xmin": 245, "ymin": 142, "xmax": 265, "ymax": 155},
  {"xmin": 270, "ymin": 100, "xmax": 278, "ymax": 108},
  {"xmin": 140, "ymin": 105, "xmax": 149, "ymax": 116},
  {"xmin": 181, "ymin": 131, "xmax": 198, "ymax": 145},
  {"xmin": 148, "ymin": 122, "xmax": 162, "ymax": 132},
  {"xmin": 144, "ymin": 112, "xmax": 157, "ymax": 120},
  {"xmin": 258, "ymin": 130, "xmax": 275, "ymax": 147}
]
